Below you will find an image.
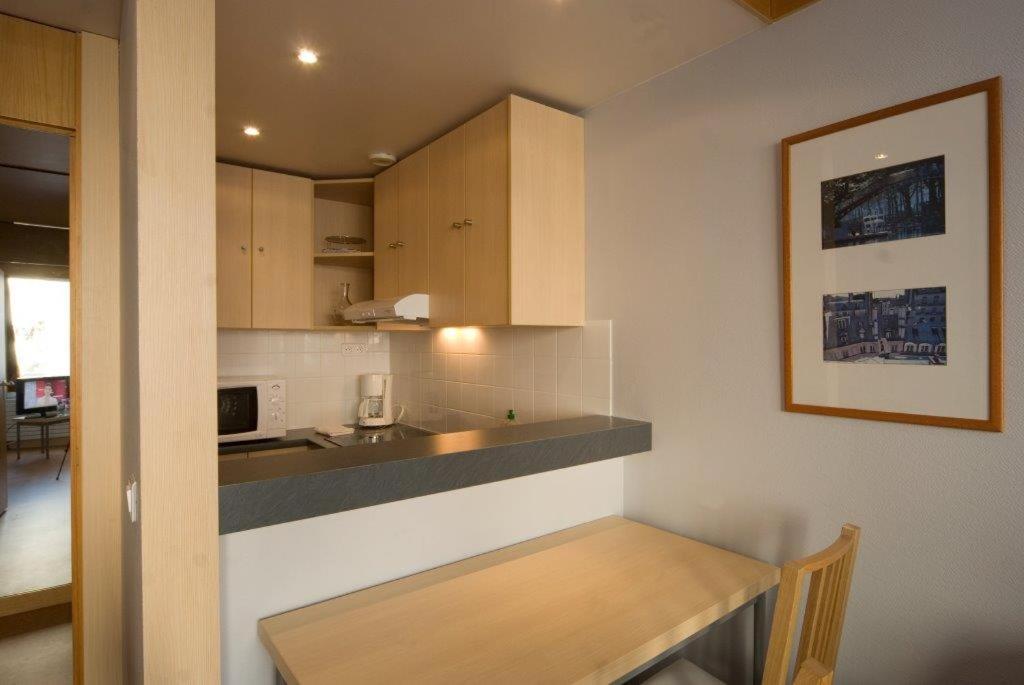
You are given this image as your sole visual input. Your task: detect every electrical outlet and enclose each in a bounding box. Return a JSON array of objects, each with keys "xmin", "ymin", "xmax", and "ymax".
[{"xmin": 342, "ymin": 343, "xmax": 367, "ymax": 355}]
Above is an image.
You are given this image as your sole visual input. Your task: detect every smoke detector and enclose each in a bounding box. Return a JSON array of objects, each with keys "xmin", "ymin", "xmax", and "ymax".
[{"xmin": 368, "ymin": 152, "xmax": 396, "ymax": 167}]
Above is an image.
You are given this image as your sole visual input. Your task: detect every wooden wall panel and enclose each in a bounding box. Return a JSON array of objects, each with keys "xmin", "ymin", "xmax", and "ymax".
[
  {"xmin": 733, "ymin": 0, "xmax": 821, "ymax": 22},
  {"xmin": 771, "ymin": 0, "xmax": 822, "ymax": 20},
  {"xmin": 0, "ymin": 14, "xmax": 77, "ymax": 129},
  {"xmin": 738, "ymin": 0, "xmax": 772, "ymax": 20},
  {"xmin": 76, "ymin": 31, "xmax": 123, "ymax": 683},
  {"xmin": 120, "ymin": 0, "xmax": 220, "ymax": 681}
]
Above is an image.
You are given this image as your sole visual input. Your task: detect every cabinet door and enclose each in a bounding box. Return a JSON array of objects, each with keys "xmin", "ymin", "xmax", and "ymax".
[
  {"xmin": 373, "ymin": 165, "xmax": 399, "ymax": 299},
  {"xmin": 216, "ymin": 163, "xmax": 253, "ymax": 328},
  {"xmin": 397, "ymin": 146, "xmax": 429, "ymax": 295},
  {"xmin": 252, "ymin": 169, "xmax": 313, "ymax": 329},
  {"xmin": 464, "ymin": 100, "xmax": 510, "ymax": 326},
  {"xmin": 427, "ymin": 127, "xmax": 466, "ymax": 327}
]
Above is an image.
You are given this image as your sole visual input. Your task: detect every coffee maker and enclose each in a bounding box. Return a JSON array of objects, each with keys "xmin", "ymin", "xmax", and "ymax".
[{"xmin": 357, "ymin": 373, "xmax": 398, "ymax": 428}]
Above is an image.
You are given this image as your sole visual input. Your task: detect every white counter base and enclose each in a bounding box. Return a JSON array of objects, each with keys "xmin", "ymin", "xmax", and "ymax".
[{"xmin": 220, "ymin": 457, "xmax": 624, "ymax": 684}]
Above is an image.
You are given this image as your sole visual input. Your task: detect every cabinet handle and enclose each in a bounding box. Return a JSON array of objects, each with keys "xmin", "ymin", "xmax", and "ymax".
[
  {"xmin": 452, "ymin": 221, "xmax": 463, "ymax": 229},
  {"xmin": 241, "ymin": 245, "xmax": 247, "ymax": 253},
  {"xmin": 388, "ymin": 242, "xmax": 397, "ymax": 249},
  {"xmin": 464, "ymin": 218, "xmax": 474, "ymax": 226},
  {"xmin": 258, "ymin": 246, "xmax": 265, "ymax": 253},
  {"xmin": 395, "ymin": 241, "xmax": 406, "ymax": 247}
]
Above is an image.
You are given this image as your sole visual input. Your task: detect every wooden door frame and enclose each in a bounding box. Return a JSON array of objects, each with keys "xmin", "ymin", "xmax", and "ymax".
[
  {"xmin": 0, "ymin": 18, "xmax": 123, "ymax": 684},
  {"xmin": 0, "ymin": 114, "xmax": 78, "ymax": 630}
]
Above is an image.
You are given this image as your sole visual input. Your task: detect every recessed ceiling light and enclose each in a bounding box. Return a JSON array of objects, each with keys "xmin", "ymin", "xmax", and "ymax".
[
  {"xmin": 243, "ymin": 126, "xmax": 261, "ymax": 137},
  {"xmin": 874, "ymin": 153, "xmax": 888, "ymax": 160},
  {"xmin": 297, "ymin": 48, "xmax": 318, "ymax": 64}
]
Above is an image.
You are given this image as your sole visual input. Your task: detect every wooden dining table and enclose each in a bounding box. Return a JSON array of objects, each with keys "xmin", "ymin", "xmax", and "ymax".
[{"xmin": 259, "ymin": 516, "xmax": 780, "ymax": 684}]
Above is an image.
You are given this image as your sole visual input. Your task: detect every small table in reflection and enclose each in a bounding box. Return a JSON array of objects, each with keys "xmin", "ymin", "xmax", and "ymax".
[{"xmin": 14, "ymin": 413, "xmax": 70, "ymax": 459}]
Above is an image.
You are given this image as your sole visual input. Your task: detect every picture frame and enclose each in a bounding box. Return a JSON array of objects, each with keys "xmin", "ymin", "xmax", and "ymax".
[{"xmin": 782, "ymin": 78, "xmax": 1002, "ymax": 431}]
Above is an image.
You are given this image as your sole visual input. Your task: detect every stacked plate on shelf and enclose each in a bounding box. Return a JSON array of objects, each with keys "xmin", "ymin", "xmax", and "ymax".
[{"xmin": 321, "ymin": 235, "xmax": 367, "ymax": 254}]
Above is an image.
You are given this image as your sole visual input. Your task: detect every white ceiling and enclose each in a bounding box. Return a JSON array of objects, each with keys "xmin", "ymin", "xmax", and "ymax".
[
  {"xmin": 0, "ymin": 0, "xmax": 120, "ymax": 38},
  {"xmin": 0, "ymin": 1, "xmax": 763, "ymax": 178},
  {"xmin": 217, "ymin": 0, "xmax": 762, "ymax": 178}
]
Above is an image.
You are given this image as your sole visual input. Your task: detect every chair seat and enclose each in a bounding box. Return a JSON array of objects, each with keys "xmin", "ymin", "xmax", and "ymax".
[{"xmin": 644, "ymin": 658, "xmax": 725, "ymax": 685}]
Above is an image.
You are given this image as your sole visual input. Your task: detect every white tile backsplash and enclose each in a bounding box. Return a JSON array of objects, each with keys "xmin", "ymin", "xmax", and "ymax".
[
  {"xmin": 556, "ymin": 356, "xmax": 582, "ymax": 396},
  {"xmin": 533, "ymin": 328, "xmax": 558, "ymax": 357},
  {"xmin": 513, "ymin": 355, "xmax": 533, "ymax": 390},
  {"xmin": 534, "ymin": 391, "xmax": 558, "ymax": 422},
  {"xmin": 583, "ymin": 320, "xmax": 612, "ymax": 359},
  {"xmin": 533, "ymin": 355, "xmax": 557, "ymax": 393},
  {"xmin": 557, "ymin": 327, "xmax": 582, "ymax": 358},
  {"xmin": 391, "ymin": 321, "xmax": 612, "ymax": 433},
  {"xmin": 218, "ymin": 329, "xmax": 390, "ymax": 429},
  {"xmin": 582, "ymin": 357, "xmax": 611, "ymax": 399}
]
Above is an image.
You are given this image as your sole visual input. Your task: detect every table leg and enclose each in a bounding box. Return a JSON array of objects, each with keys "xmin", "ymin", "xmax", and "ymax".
[
  {"xmin": 56, "ymin": 443, "xmax": 70, "ymax": 481},
  {"xmin": 753, "ymin": 592, "xmax": 768, "ymax": 685}
]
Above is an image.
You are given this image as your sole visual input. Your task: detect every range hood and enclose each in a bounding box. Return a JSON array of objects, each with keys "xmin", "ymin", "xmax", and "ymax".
[{"xmin": 342, "ymin": 294, "xmax": 428, "ymax": 324}]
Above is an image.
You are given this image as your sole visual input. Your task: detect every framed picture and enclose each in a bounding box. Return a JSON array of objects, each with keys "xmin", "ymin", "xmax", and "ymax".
[{"xmin": 782, "ymin": 78, "xmax": 1002, "ymax": 431}]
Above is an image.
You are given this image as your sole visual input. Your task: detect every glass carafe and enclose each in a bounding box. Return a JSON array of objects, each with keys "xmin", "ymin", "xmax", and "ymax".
[{"xmin": 332, "ymin": 283, "xmax": 353, "ymax": 324}]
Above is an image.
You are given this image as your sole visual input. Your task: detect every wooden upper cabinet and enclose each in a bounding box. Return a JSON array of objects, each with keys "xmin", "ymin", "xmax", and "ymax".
[
  {"xmin": 397, "ymin": 146, "xmax": 429, "ymax": 295},
  {"xmin": 373, "ymin": 165, "xmax": 399, "ymax": 299},
  {"xmin": 464, "ymin": 100, "xmax": 510, "ymax": 326},
  {"xmin": 435, "ymin": 96, "xmax": 583, "ymax": 327},
  {"xmin": 0, "ymin": 15, "xmax": 76, "ymax": 130},
  {"xmin": 427, "ymin": 127, "xmax": 468, "ymax": 328},
  {"xmin": 373, "ymin": 95, "xmax": 583, "ymax": 327},
  {"xmin": 216, "ymin": 164, "xmax": 253, "ymax": 328},
  {"xmin": 251, "ymin": 169, "xmax": 313, "ymax": 329}
]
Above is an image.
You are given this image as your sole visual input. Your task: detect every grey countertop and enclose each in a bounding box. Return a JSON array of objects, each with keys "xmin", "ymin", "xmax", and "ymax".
[
  {"xmin": 217, "ymin": 424, "xmax": 433, "ymax": 457},
  {"xmin": 218, "ymin": 415, "xmax": 652, "ymax": 534}
]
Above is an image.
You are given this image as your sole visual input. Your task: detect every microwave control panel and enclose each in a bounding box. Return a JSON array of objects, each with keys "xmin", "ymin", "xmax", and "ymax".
[{"xmin": 267, "ymin": 381, "xmax": 286, "ymax": 429}]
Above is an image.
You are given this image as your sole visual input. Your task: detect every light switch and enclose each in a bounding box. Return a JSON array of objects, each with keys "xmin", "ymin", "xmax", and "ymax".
[{"xmin": 125, "ymin": 478, "xmax": 139, "ymax": 523}]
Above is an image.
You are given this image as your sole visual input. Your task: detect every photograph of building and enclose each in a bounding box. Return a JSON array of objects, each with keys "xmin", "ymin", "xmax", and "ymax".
[
  {"xmin": 821, "ymin": 155, "xmax": 945, "ymax": 249},
  {"xmin": 822, "ymin": 287, "xmax": 947, "ymax": 364}
]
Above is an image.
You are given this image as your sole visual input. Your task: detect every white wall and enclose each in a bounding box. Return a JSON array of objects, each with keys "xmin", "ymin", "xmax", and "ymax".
[
  {"xmin": 219, "ymin": 458, "xmax": 623, "ymax": 684},
  {"xmin": 585, "ymin": 0, "xmax": 1024, "ymax": 682}
]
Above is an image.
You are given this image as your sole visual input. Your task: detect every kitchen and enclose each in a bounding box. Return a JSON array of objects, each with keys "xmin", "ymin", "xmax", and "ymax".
[
  {"xmin": 213, "ymin": 80, "xmax": 653, "ymax": 681},
  {"xmin": 2, "ymin": 1, "xmax": 1021, "ymax": 683}
]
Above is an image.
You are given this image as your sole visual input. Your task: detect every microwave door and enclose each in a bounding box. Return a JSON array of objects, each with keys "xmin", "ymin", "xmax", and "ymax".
[{"xmin": 218, "ymin": 386, "xmax": 259, "ymax": 437}]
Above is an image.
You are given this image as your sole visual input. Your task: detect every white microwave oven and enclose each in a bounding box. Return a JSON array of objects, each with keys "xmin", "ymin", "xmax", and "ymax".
[{"xmin": 217, "ymin": 377, "xmax": 287, "ymax": 444}]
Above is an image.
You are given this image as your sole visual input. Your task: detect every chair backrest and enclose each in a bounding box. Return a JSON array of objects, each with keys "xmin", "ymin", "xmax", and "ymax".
[
  {"xmin": 762, "ymin": 523, "xmax": 861, "ymax": 685},
  {"xmin": 792, "ymin": 658, "xmax": 834, "ymax": 685}
]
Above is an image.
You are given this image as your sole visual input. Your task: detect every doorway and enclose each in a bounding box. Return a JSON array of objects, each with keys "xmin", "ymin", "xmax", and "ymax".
[{"xmin": 0, "ymin": 122, "xmax": 73, "ymax": 681}]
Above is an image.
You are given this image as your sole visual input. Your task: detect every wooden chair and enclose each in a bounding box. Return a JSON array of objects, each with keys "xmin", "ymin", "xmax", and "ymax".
[
  {"xmin": 644, "ymin": 523, "xmax": 860, "ymax": 685},
  {"xmin": 792, "ymin": 659, "xmax": 833, "ymax": 685}
]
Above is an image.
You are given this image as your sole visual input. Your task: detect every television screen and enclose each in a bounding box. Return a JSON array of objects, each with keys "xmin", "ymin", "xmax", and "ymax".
[{"xmin": 16, "ymin": 376, "xmax": 70, "ymax": 415}]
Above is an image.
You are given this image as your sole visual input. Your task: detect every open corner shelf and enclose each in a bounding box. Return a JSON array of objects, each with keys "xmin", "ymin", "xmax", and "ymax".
[
  {"xmin": 312, "ymin": 324, "xmax": 377, "ymax": 332},
  {"xmin": 314, "ymin": 251, "xmax": 374, "ymax": 269},
  {"xmin": 313, "ymin": 178, "xmax": 374, "ymax": 206}
]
